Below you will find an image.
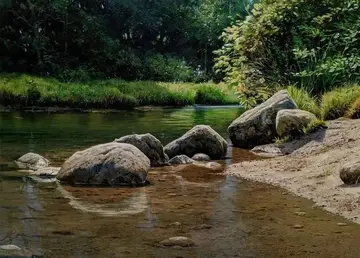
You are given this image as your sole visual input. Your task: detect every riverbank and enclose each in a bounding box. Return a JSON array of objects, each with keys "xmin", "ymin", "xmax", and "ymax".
[
  {"xmin": 0, "ymin": 74, "xmax": 238, "ymax": 110},
  {"xmin": 228, "ymin": 118, "xmax": 360, "ymax": 223}
]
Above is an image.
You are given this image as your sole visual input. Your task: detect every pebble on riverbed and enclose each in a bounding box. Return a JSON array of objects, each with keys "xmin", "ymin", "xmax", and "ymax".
[{"xmin": 160, "ymin": 236, "xmax": 195, "ymax": 247}]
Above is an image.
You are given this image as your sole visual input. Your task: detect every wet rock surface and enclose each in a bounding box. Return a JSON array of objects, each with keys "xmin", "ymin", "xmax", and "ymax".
[
  {"xmin": 169, "ymin": 155, "xmax": 195, "ymax": 165},
  {"xmin": 56, "ymin": 142, "xmax": 150, "ymax": 186},
  {"xmin": 228, "ymin": 90, "xmax": 297, "ymax": 148},
  {"xmin": 164, "ymin": 125, "xmax": 227, "ymax": 159},
  {"xmin": 115, "ymin": 133, "xmax": 168, "ymax": 167},
  {"xmin": 192, "ymin": 153, "xmax": 211, "ymax": 161},
  {"xmin": 15, "ymin": 153, "xmax": 50, "ymax": 170}
]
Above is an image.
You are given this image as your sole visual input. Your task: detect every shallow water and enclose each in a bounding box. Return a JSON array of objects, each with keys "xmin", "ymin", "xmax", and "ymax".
[{"xmin": 2, "ymin": 107, "xmax": 360, "ymax": 258}]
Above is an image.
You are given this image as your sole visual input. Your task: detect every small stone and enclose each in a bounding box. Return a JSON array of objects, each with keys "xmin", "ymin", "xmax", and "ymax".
[
  {"xmin": 337, "ymin": 222, "xmax": 348, "ymax": 226},
  {"xmin": 196, "ymin": 224, "xmax": 212, "ymax": 229},
  {"xmin": 294, "ymin": 211, "xmax": 306, "ymax": 216},
  {"xmin": 160, "ymin": 236, "xmax": 194, "ymax": 247},
  {"xmin": 0, "ymin": 245, "xmax": 22, "ymax": 251},
  {"xmin": 292, "ymin": 224, "xmax": 304, "ymax": 229},
  {"xmin": 192, "ymin": 153, "xmax": 211, "ymax": 161},
  {"xmin": 170, "ymin": 222, "xmax": 182, "ymax": 226}
]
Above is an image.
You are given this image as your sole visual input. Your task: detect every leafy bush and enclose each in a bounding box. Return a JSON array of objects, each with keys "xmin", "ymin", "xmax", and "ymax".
[
  {"xmin": 215, "ymin": 0, "xmax": 360, "ymax": 105},
  {"xmin": 143, "ymin": 54, "xmax": 193, "ymax": 82},
  {"xmin": 320, "ymin": 85, "xmax": 360, "ymax": 120},
  {"xmin": 287, "ymin": 86, "xmax": 320, "ymax": 117}
]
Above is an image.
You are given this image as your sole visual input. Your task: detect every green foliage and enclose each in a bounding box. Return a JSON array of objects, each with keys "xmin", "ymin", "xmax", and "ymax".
[
  {"xmin": 302, "ymin": 119, "xmax": 327, "ymax": 134},
  {"xmin": 195, "ymin": 86, "xmax": 229, "ymax": 105},
  {"xmin": 0, "ymin": 0, "xmax": 254, "ymax": 81},
  {"xmin": 0, "ymin": 74, "xmax": 237, "ymax": 109},
  {"xmin": 275, "ymin": 119, "xmax": 326, "ymax": 144},
  {"xmin": 275, "ymin": 136, "xmax": 290, "ymax": 144},
  {"xmin": 142, "ymin": 55, "xmax": 193, "ymax": 82},
  {"xmin": 287, "ymin": 86, "xmax": 320, "ymax": 118},
  {"xmin": 320, "ymin": 85, "xmax": 360, "ymax": 120},
  {"xmin": 215, "ymin": 0, "xmax": 360, "ymax": 100},
  {"xmin": 346, "ymin": 96, "xmax": 360, "ymax": 119}
]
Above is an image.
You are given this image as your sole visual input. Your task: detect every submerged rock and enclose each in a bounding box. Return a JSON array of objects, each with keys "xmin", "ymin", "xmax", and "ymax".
[
  {"xmin": 56, "ymin": 142, "xmax": 150, "ymax": 186},
  {"xmin": 192, "ymin": 153, "xmax": 211, "ymax": 161},
  {"xmin": 32, "ymin": 166, "xmax": 60, "ymax": 177},
  {"xmin": 276, "ymin": 109, "xmax": 317, "ymax": 136},
  {"xmin": 340, "ymin": 161, "xmax": 360, "ymax": 185},
  {"xmin": 160, "ymin": 236, "xmax": 195, "ymax": 247},
  {"xmin": 164, "ymin": 125, "xmax": 227, "ymax": 159},
  {"xmin": 169, "ymin": 155, "xmax": 195, "ymax": 165},
  {"xmin": 204, "ymin": 162, "xmax": 223, "ymax": 170},
  {"xmin": 15, "ymin": 152, "xmax": 49, "ymax": 170},
  {"xmin": 28, "ymin": 167, "xmax": 61, "ymax": 183},
  {"xmin": 228, "ymin": 90, "xmax": 297, "ymax": 148},
  {"xmin": 0, "ymin": 245, "xmax": 33, "ymax": 258},
  {"xmin": 115, "ymin": 133, "xmax": 168, "ymax": 166}
]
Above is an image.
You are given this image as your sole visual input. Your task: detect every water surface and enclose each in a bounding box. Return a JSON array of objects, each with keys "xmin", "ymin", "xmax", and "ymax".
[{"xmin": 1, "ymin": 107, "xmax": 360, "ymax": 258}]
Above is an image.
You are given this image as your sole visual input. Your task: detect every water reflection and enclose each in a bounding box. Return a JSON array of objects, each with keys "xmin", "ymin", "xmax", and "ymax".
[{"xmin": 57, "ymin": 184, "xmax": 149, "ymax": 217}]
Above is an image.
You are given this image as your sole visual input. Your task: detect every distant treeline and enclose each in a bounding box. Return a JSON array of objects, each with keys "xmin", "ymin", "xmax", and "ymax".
[{"xmin": 0, "ymin": 0, "xmax": 254, "ymax": 82}]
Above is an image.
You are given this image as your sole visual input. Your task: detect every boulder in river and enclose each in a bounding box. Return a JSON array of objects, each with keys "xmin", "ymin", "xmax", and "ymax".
[
  {"xmin": 15, "ymin": 152, "xmax": 50, "ymax": 170},
  {"xmin": 276, "ymin": 109, "xmax": 317, "ymax": 136},
  {"xmin": 340, "ymin": 161, "xmax": 360, "ymax": 185},
  {"xmin": 164, "ymin": 125, "xmax": 227, "ymax": 159},
  {"xmin": 169, "ymin": 155, "xmax": 195, "ymax": 165},
  {"xmin": 56, "ymin": 142, "xmax": 150, "ymax": 186},
  {"xmin": 192, "ymin": 153, "xmax": 211, "ymax": 161},
  {"xmin": 228, "ymin": 90, "xmax": 297, "ymax": 148},
  {"xmin": 115, "ymin": 133, "xmax": 168, "ymax": 166}
]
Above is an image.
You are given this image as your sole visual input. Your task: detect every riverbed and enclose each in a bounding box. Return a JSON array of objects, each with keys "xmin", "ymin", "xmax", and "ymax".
[{"xmin": 2, "ymin": 107, "xmax": 360, "ymax": 257}]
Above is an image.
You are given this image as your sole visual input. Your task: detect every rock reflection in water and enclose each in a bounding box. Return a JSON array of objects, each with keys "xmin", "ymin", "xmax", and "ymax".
[{"xmin": 57, "ymin": 184, "xmax": 149, "ymax": 217}]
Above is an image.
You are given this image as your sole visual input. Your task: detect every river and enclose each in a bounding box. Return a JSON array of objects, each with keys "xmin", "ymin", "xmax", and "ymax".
[{"xmin": 1, "ymin": 107, "xmax": 360, "ymax": 258}]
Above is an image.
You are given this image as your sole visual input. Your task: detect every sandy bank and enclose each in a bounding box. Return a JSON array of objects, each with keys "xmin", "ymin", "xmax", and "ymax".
[{"xmin": 228, "ymin": 119, "xmax": 360, "ymax": 223}]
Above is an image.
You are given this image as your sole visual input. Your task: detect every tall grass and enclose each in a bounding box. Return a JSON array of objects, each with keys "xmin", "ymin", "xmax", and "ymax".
[
  {"xmin": 287, "ymin": 86, "xmax": 320, "ymax": 118},
  {"xmin": 320, "ymin": 85, "xmax": 360, "ymax": 120},
  {"xmin": 0, "ymin": 74, "xmax": 238, "ymax": 109}
]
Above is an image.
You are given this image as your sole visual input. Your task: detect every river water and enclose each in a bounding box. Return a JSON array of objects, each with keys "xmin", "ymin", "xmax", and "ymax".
[{"xmin": 1, "ymin": 107, "xmax": 360, "ymax": 258}]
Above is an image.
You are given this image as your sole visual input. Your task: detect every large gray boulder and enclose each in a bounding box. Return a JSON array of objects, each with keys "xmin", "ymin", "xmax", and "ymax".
[
  {"xmin": 340, "ymin": 161, "xmax": 360, "ymax": 185},
  {"xmin": 228, "ymin": 90, "xmax": 297, "ymax": 148},
  {"xmin": 164, "ymin": 125, "xmax": 227, "ymax": 159},
  {"xmin": 115, "ymin": 133, "xmax": 168, "ymax": 166},
  {"xmin": 15, "ymin": 152, "xmax": 49, "ymax": 170},
  {"xmin": 56, "ymin": 142, "xmax": 150, "ymax": 186},
  {"xmin": 276, "ymin": 109, "xmax": 317, "ymax": 136}
]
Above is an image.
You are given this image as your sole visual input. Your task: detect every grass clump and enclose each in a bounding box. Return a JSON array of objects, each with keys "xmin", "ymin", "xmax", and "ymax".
[
  {"xmin": 320, "ymin": 85, "xmax": 360, "ymax": 120},
  {"xmin": 302, "ymin": 119, "xmax": 327, "ymax": 134},
  {"xmin": 287, "ymin": 86, "xmax": 320, "ymax": 118},
  {"xmin": 275, "ymin": 136, "xmax": 291, "ymax": 144},
  {"xmin": 346, "ymin": 96, "xmax": 360, "ymax": 119},
  {"xmin": 194, "ymin": 86, "xmax": 235, "ymax": 105},
  {"xmin": 0, "ymin": 74, "xmax": 238, "ymax": 109},
  {"xmin": 274, "ymin": 119, "xmax": 327, "ymax": 144}
]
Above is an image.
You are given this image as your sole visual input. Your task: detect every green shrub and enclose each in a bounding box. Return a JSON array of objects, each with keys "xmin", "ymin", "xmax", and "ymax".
[
  {"xmin": 143, "ymin": 54, "xmax": 193, "ymax": 82},
  {"xmin": 215, "ymin": 0, "xmax": 360, "ymax": 101},
  {"xmin": 320, "ymin": 86, "xmax": 360, "ymax": 120},
  {"xmin": 287, "ymin": 86, "xmax": 320, "ymax": 117}
]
